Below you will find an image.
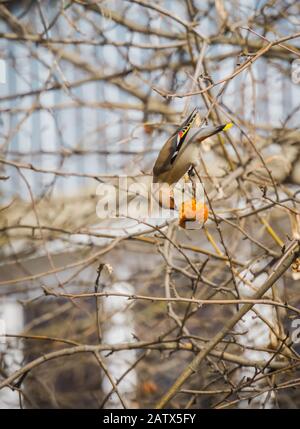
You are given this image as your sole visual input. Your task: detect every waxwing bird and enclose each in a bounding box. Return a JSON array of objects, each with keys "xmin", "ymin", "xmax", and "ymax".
[{"xmin": 153, "ymin": 108, "xmax": 233, "ymax": 185}]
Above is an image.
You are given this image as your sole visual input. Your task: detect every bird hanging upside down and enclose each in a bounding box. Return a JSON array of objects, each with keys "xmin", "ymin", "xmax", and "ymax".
[
  {"xmin": 152, "ymin": 107, "xmax": 233, "ymax": 185},
  {"xmin": 152, "ymin": 108, "xmax": 233, "ymax": 227}
]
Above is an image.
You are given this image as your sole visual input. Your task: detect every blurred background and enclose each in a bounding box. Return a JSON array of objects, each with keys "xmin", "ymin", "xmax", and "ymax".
[{"xmin": 0, "ymin": 0, "xmax": 300, "ymax": 409}]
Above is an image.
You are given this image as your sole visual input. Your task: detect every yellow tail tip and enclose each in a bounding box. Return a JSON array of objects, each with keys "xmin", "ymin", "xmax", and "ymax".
[{"xmin": 223, "ymin": 122, "xmax": 233, "ymax": 131}]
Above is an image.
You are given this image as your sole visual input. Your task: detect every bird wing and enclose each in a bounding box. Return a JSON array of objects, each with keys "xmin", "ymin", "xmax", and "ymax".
[{"xmin": 153, "ymin": 108, "xmax": 200, "ymax": 178}]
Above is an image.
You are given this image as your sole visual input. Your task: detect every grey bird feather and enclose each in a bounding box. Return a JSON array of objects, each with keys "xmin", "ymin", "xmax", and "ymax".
[{"xmin": 153, "ymin": 109, "xmax": 232, "ymax": 185}]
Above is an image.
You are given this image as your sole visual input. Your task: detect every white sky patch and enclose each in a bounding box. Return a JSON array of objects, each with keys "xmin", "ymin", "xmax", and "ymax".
[
  {"xmin": 0, "ymin": 319, "xmax": 5, "ymax": 344},
  {"xmin": 0, "ymin": 59, "xmax": 6, "ymax": 84}
]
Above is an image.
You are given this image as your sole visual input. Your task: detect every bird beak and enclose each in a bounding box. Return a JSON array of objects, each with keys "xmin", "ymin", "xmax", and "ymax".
[{"xmin": 191, "ymin": 122, "xmax": 233, "ymax": 142}]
